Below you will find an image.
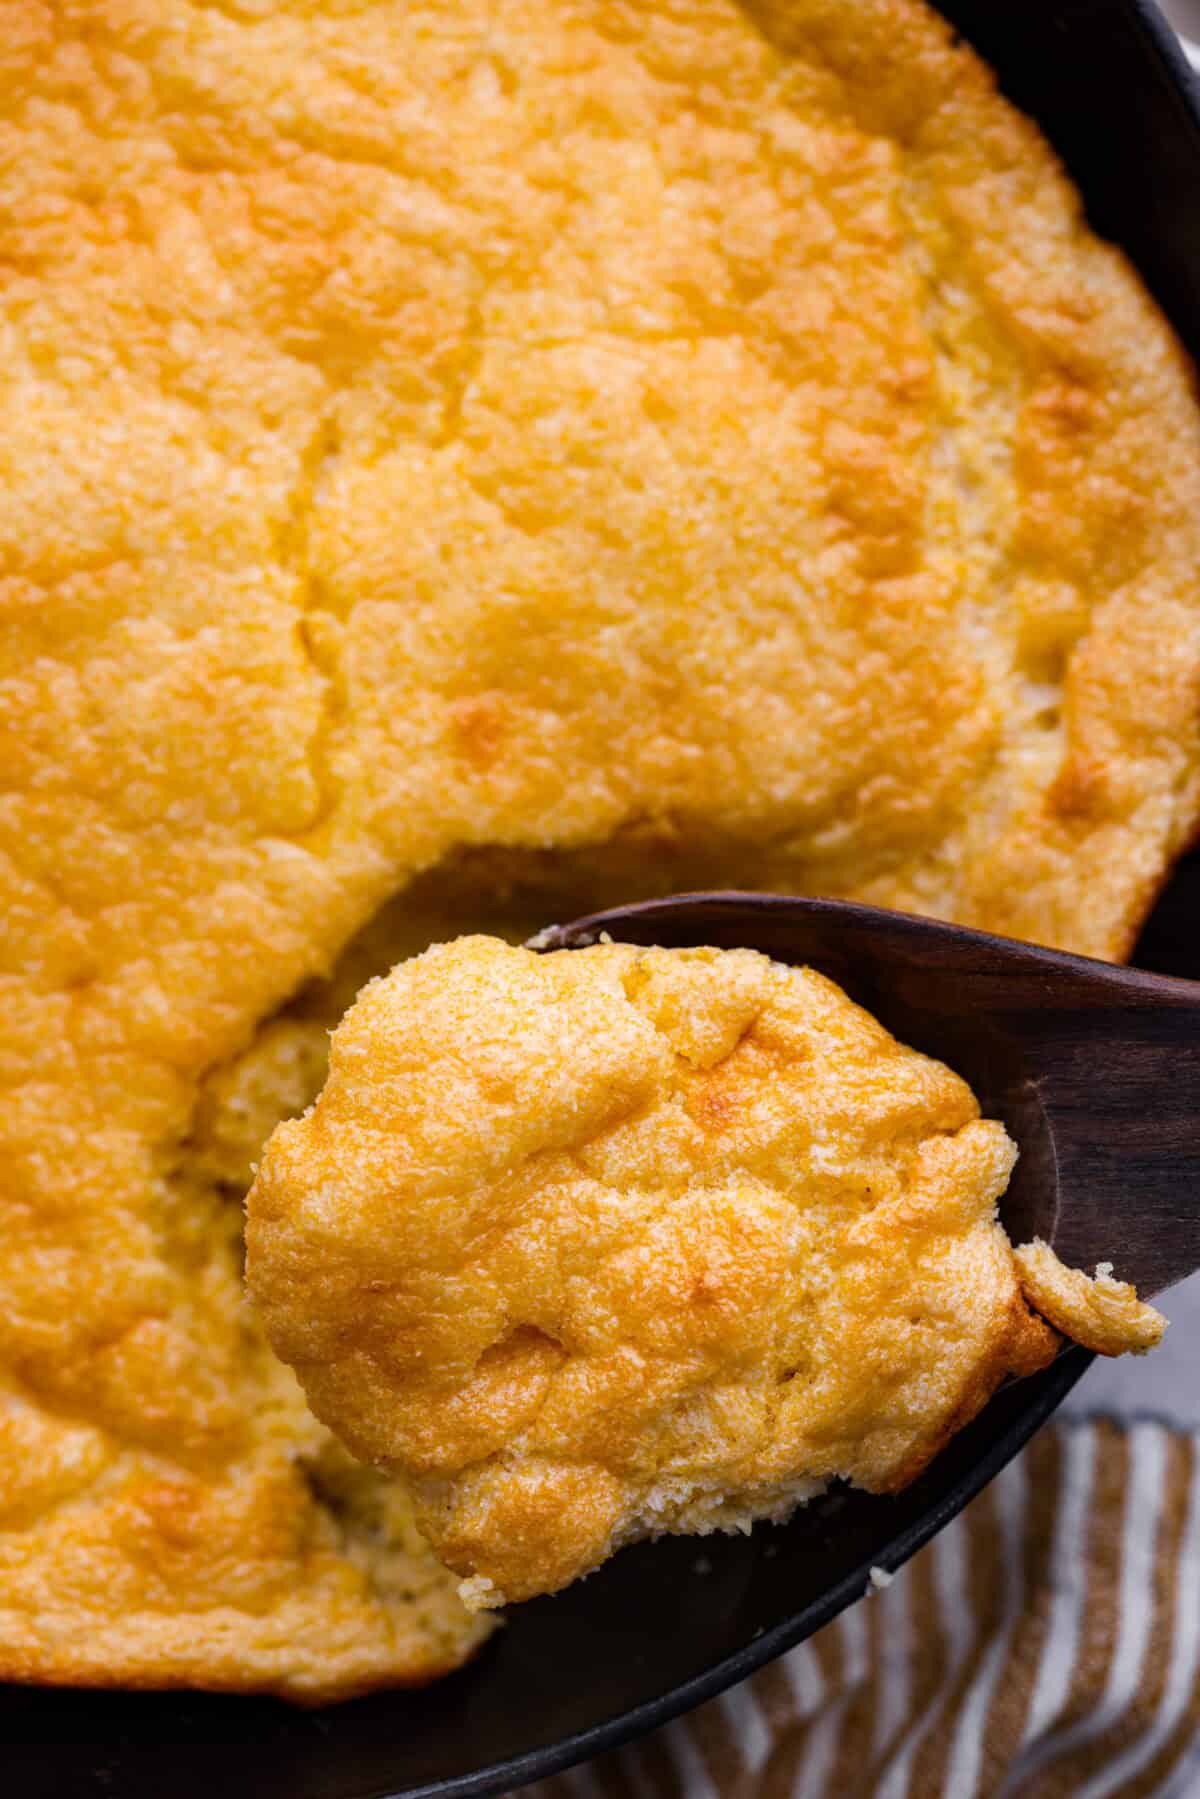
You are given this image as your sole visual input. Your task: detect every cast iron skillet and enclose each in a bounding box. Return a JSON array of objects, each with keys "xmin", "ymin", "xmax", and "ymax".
[{"xmin": 7, "ymin": 5, "xmax": 1199, "ymax": 1795}]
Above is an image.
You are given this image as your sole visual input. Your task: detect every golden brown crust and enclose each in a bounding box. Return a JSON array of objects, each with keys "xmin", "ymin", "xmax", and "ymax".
[
  {"xmin": 1014, "ymin": 1240, "xmax": 1167, "ymax": 1357},
  {"xmin": 876, "ymin": 1290, "xmax": 1060, "ymax": 1496},
  {"xmin": 2, "ymin": 0, "xmax": 1198, "ymax": 1693},
  {"xmin": 247, "ymin": 937, "xmax": 1059, "ymax": 1606}
]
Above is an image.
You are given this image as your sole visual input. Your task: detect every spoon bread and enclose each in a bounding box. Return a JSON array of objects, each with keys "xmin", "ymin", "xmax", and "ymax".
[{"xmin": 2, "ymin": 0, "xmax": 1199, "ymax": 1697}]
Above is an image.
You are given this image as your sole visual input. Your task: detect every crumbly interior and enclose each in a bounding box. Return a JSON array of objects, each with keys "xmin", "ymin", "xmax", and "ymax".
[
  {"xmin": 247, "ymin": 936, "xmax": 1060, "ymax": 1608},
  {"xmin": 1012, "ymin": 1240, "xmax": 1167, "ymax": 1357},
  {"xmin": 3, "ymin": 0, "xmax": 1200, "ymax": 1697}
]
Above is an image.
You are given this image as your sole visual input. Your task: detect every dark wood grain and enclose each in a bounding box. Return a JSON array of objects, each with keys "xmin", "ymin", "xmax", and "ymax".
[{"xmin": 537, "ymin": 894, "xmax": 1200, "ymax": 1300}]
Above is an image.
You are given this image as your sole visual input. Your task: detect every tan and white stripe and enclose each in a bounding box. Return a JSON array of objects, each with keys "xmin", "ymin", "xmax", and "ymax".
[{"xmin": 519, "ymin": 1418, "xmax": 1200, "ymax": 1799}]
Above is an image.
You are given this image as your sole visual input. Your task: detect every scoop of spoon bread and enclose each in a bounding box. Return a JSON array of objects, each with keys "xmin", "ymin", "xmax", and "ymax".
[{"xmin": 246, "ymin": 937, "xmax": 1160, "ymax": 1608}]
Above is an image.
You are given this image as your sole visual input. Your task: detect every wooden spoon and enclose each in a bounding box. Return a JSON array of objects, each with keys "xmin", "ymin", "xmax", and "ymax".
[{"xmin": 535, "ymin": 893, "xmax": 1200, "ymax": 1301}]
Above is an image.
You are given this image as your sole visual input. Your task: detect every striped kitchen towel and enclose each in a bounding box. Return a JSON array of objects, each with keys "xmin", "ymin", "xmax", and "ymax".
[{"xmin": 521, "ymin": 1417, "xmax": 1200, "ymax": 1798}]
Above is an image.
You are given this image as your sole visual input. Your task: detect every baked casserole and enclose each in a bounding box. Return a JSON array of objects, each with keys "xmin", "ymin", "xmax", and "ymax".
[{"xmin": 2, "ymin": 0, "xmax": 1199, "ymax": 1697}]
